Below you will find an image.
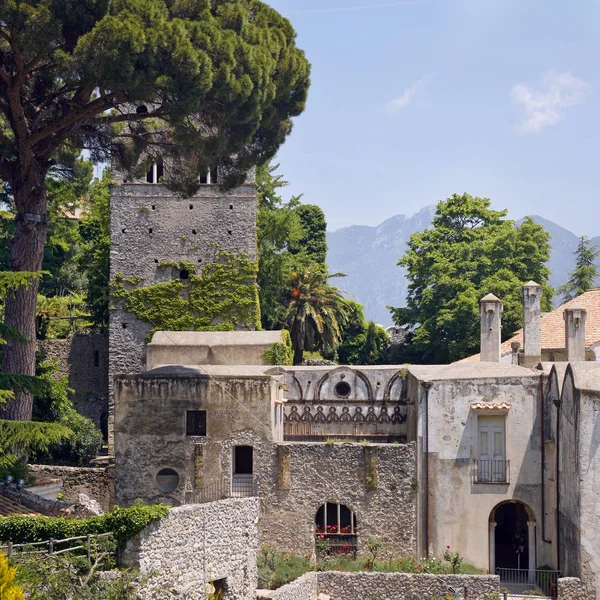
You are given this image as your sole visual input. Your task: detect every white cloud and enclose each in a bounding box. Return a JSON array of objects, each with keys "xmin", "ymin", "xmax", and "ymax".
[
  {"xmin": 511, "ymin": 71, "xmax": 590, "ymax": 133},
  {"xmin": 385, "ymin": 74, "xmax": 434, "ymax": 114}
]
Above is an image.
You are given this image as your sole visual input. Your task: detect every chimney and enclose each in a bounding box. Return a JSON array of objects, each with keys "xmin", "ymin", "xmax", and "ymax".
[
  {"xmin": 480, "ymin": 293, "xmax": 503, "ymax": 362},
  {"xmin": 521, "ymin": 281, "xmax": 542, "ymax": 368},
  {"xmin": 511, "ymin": 341, "xmax": 521, "ymax": 365},
  {"xmin": 564, "ymin": 304, "xmax": 587, "ymax": 362}
]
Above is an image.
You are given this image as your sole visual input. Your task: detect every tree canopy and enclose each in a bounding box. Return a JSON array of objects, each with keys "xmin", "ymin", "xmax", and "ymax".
[
  {"xmin": 0, "ymin": 0, "xmax": 310, "ymax": 420},
  {"xmin": 556, "ymin": 236, "xmax": 599, "ymax": 303},
  {"xmin": 389, "ymin": 193, "xmax": 553, "ymax": 364},
  {"xmin": 281, "ymin": 269, "xmax": 349, "ymax": 365}
]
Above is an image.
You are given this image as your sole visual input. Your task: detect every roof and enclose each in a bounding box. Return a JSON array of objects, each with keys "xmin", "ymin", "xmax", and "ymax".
[
  {"xmin": 566, "ymin": 362, "xmax": 600, "ymax": 393},
  {"xmin": 407, "ymin": 362, "xmax": 536, "ymax": 382},
  {"xmin": 461, "ymin": 288, "xmax": 600, "ymax": 363},
  {"xmin": 0, "ymin": 494, "xmax": 41, "ymax": 517}
]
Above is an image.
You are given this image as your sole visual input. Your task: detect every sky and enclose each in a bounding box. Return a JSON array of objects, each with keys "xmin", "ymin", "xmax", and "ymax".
[{"xmin": 265, "ymin": 0, "xmax": 600, "ymax": 235}]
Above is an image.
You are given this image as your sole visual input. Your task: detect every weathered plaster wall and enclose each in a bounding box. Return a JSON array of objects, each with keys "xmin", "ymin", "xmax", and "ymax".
[
  {"xmin": 38, "ymin": 333, "xmax": 109, "ymax": 433},
  {"xmin": 558, "ymin": 369, "xmax": 581, "ymax": 580},
  {"xmin": 122, "ymin": 498, "xmax": 258, "ymax": 600},
  {"xmin": 28, "ymin": 464, "xmax": 113, "ymax": 513},
  {"xmin": 108, "ymin": 179, "xmax": 257, "ymax": 450},
  {"xmin": 114, "ymin": 368, "xmax": 280, "ymax": 507},
  {"xmin": 316, "ymin": 572, "xmax": 500, "ymax": 600},
  {"xmin": 408, "ymin": 364, "xmax": 549, "ymax": 571},
  {"xmin": 558, "ymin": 364, "xmax": 600, "ymax": 598},
  {"xmin": 258, "ymin": 442, "xmax": 417, "ymax": 557}
]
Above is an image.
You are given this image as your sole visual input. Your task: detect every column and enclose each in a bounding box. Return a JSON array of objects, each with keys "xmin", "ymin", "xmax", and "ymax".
[
  {"xmin": 528, "ymin": 521, "xmax": 536, "ymax": 582},
  {"xmin": 489, "ymin": 521, "xmax": 497, "ymax": 574}
]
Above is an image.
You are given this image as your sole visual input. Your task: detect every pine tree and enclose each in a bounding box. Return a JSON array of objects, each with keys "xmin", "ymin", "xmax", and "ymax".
[
  {"xmin": 0, "ymin": 1, "xmax": 310, "ymax": 420},
  {"xmin": 557, "ymin": 236, "xmax": 600, "ymax": 303}
]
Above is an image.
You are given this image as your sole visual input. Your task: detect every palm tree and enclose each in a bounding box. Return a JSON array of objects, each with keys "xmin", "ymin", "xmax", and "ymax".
[{"xmin": 281, "ymin": 269, "xmax": 349, "ymax": 365}]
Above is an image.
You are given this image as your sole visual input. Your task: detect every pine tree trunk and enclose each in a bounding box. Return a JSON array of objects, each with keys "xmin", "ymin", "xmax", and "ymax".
[{"xmin": 0, "ymin": 165, "xmax": 48, "ymax": 421}]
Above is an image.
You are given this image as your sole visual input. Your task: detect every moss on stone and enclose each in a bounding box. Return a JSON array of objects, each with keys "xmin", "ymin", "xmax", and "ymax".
[{"xmin": 112, "ymin": 250, "xmax": 260, "ymax": 338}]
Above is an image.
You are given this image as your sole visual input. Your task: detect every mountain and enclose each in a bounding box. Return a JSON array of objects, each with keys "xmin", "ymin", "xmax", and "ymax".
[{"xmin": 327, "ymin": 209, "xmax": 599, "ymax": 325}]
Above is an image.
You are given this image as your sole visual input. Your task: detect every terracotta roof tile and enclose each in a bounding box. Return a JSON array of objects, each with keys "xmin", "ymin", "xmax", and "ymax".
[{"xmin": 461, "ymin": 288, "xmax": 600, "ymax": 363}]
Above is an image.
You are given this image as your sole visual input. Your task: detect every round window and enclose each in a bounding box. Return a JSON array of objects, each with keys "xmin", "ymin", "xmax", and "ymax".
[
  {"xmin": 155, "ymin": 468, "xmax": 180, "ymax": 492},
  {"xmin": 334, "ymin": 380, "xmax": 351, "ymax": 398}
]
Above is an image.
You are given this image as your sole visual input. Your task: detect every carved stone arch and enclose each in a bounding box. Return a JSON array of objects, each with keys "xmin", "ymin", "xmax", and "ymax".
[
  {"xmin": 385, "ymin": 370, "xmax": 407, "ymax": 403},
  {"xmin": 316, "ymin": 367, "xmax": 373, "ymax": 401},
  {"xmin": 264, "ymin": 369, "xmax": 304, "ymax": 401},
  {"xmin": 285, "ymin": 373, "xmax": 303, "ymax": 401}
]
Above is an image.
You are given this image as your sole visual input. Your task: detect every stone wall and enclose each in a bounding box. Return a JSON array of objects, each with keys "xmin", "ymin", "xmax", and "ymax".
[
  {"xmin": 557, "ymin": 576, "xmax": 595, "ymax": 600},
  {"xmin": 38, "ymin": 333, "xmax": 109, "ymax": 433},
  {"xmin": 108, "ymin": 179, "xmax": 257, "ymax": 451},
  {"xmin": 259, "ymin": 442, "xmax": 417, "ymax": 557},
  {"xmin": 122, "ymin": 498, "xmax": 258, "ymax": 600},
  {"xmin": 28, "ymin": 464, "xmax": 113, "ymax": 513},
  {"xmin": 269, "ymin": 573, "xmax": 318, "ymax": 600},
  {"xmin": 317, "ymin": 572, "xmax": 500, "ymax": 600}
]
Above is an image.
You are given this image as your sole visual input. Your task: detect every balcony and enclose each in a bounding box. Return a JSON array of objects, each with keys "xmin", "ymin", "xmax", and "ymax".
[{"xmin": 474, "ymin": 459, "xmax": 510, "ymax": 483}]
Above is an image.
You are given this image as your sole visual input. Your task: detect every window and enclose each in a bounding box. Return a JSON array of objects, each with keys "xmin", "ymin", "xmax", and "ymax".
[
  {"xmin": 233, "ymin": 446, "xmax": 253, "ymax": 474},
  {"xmin": 476, "ymin": 415, "xmax": 508, "ymax": 483},
  {"xmin": 146, "ymin": 159, "xmax": 163, "ymax": 183},
  {"xmin": 200, "ymin": 167, "xmax": 217, "ymax": 184},
  {"xmin": 155, "ymin": 468, "xmax": 180, "ymax": 492},
  {"xmin": 334, "ymin": 381, "xmax": 351, "ymax": 398},
  {"xmin": 186, "ymin": 410, "xmax": 206, "ymax": 436},
  {"xmin": 315, "ymin": 502, "xmax": 357, "ymax": 557}
]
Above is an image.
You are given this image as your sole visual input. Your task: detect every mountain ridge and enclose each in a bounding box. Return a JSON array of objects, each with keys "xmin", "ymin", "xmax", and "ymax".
[{"xmin": 327, "ymin": 209, "xmax": 599, "ymax": 325}]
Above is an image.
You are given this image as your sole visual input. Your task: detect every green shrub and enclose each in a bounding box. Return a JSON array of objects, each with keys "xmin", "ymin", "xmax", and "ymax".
[
  {"xmin": 0, "ymin": 504, "xmax": 170, "ymax": 550},
  {"xmin": 46, "ymin": 409, "xmax": 103, "ymax": 465}
]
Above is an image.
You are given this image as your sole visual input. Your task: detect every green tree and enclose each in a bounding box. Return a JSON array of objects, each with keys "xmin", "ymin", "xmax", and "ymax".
[
  {"xmin": 0, "ymin": 1, "xmax": 310, "ymax": 420},
  {"xmin": 256, "ymin": 162, "xmax": 303, "ymax": 329},
  {"xmin": 557, "ymin": 236, "xmax": 600, "ymax": 303},
  {"xmin": 390, "ymin": 193, "xmax": 553, "ymax": 364},
  {"xmin": 282, "ymin": 269, "xmax": 349, "ymax": 365},
  {"xmin": 79, "ymin": 171, "xmax": 112, "ymax": 331},
  {"xmin": 289, "ymin": 204, "xmax": 327, "ymax": 266},
  {"xmin": 336, "ymin": 301, "xmax": 389, "ymax": 365}
]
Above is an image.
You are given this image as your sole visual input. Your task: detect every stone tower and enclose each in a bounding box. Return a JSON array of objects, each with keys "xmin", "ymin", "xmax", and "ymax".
[{"xmin": 108, "ymin": 165, "xmax": 257, "ymax": 448}]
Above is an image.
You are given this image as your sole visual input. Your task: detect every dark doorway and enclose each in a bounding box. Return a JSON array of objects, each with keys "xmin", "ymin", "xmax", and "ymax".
[
  {"xmin": 233, "ymin": 446, "xmax": 253, "ymax": 475},
  {"xmin": 494, "ymin": 502, "xmax": 530, "ymax": 570}
]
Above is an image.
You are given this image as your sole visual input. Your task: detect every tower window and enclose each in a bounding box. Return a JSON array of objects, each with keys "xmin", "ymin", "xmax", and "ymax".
[
  {"xmin": 146, "ymin": 159, "xmax": 164, "ymax": 184},
  {"xmin": 186, "ymin": 410, "xmax": 207, "ymax": 436},
  {"xmin": 179, "ymin": 269, "xmax": 189, "ymax": 281}
]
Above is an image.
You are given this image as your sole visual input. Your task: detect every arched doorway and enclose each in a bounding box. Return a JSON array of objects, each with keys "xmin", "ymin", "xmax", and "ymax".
[{"xmin": 489, "ymin": 501, "xmax": 536, "ymax": 577}]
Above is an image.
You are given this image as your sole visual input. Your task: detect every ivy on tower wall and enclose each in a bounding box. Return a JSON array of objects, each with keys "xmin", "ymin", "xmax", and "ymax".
[{"xmin": 111, "ymin": 250, "xmax": 260, "ymax": 337}]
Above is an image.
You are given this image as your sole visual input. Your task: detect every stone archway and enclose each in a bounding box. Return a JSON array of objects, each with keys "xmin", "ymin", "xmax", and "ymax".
[{"xmin": 489, "ymin": 500, "xmax": 536, "ymax": 576}]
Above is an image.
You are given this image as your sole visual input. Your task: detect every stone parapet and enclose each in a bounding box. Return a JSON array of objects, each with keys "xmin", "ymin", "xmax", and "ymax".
[
  {"xmin": 123, "ymin": 498, "xmax": 258, "ymax": 600},
  {"xmin": 317, "ymin": 572, "xmax": 500, "ymax": 600}
]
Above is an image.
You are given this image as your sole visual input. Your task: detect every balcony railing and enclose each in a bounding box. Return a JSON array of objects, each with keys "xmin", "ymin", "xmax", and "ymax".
[
  {"xmin": 474, "ymin": 459, "xmax": 510, "ymax": 483},
  {"xmin": 191, "ymin": 475, "xmax": 257, "ymax": 504}
]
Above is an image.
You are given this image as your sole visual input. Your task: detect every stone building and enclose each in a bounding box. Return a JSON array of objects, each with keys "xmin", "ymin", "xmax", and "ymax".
[
  {"xmin": 108, "ymin": 165, "xmax": 258, "ymax": 448},
  {"xmin": 112, "ymin": 281, "xmax": 600, "ymax": 598}
]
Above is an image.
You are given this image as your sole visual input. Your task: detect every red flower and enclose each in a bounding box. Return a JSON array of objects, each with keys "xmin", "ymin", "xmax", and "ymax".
[{"xmin": 447, "ymin": 545, "xmax": 451, "ymax": 549}]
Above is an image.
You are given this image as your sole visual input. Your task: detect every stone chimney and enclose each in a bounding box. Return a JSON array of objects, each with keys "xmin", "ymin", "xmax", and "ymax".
[
  {"xmin": 511, "ymin": 341, "xmax": 521, "ymax": 365},
  {"xmin": 480, "ymin": 293, "xmax": 503, "ymax": 362},
  {"xmin": 564, "ymin": 304, "xmax": 587, "ymax": 362},
  {"xmin": 521, "ymin": 281, "xmax": 542, "ymax": 368}
]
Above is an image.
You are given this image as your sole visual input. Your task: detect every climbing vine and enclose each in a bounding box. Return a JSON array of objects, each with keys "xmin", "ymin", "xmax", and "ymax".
[
  {"xmin": 262, "ymin": 330, "xmax": 293, "ymax": 365},
  {"xmin": 112, "ymin": 250, "xmax": 260, "ymax": 337}
]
